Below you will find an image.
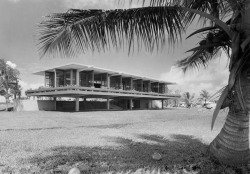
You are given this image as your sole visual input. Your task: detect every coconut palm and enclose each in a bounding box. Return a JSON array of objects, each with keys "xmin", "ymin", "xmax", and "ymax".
[
  {"xmin": 182, "ymin": 92, "xmax": 195, "ymax": 108},
  {"xmin": 200, "ymin": 89, "xmax": 210, "ymax": 106},
  {"xmin": 38, "ymin": 0, "xmax": 250, "ymax": 166}
]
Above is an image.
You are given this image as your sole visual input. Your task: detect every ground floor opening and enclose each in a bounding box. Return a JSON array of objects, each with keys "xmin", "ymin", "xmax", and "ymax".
[{"xmin": 16, "ymin": 97, "xmax": 168, "ymax": 112}]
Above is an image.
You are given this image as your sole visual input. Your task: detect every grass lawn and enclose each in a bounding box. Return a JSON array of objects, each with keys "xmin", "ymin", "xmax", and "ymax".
[{"xmin": 0, "ymin": 108, "xmax": 248, "ymax": 173}]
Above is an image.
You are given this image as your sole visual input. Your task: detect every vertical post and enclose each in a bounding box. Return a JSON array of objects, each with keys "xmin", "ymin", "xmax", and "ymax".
[
  {"xmin": 44, "ymin": 71, "xmax": 46, "ymax": 87},
  {"xmin": 106, "ymin": 73, "xmax": 110, "ymax": 88},
  {"xmin": 75, "ymin": 97, "xmax": 79, "ymax": 111},
  {"xmin": 54, "ymin": 97, "xmax": 57, "ymax": 111},
  {"xmin": 148, "ymin": 81, "xmax": 151, "ymax": 92},
  {"xmin": 54, "ymin": 69, "xmax": 57, "ymax": 88},
  {"xmin": 157, "ymin": 82, "xmax": 160, "ymax": 93},
  {"xmin": 141, "ymin": 80, "xmax": 143, "ymax": 92},
  {"xmin": 120, "ymin": 76, "xmax": 123, "ymax": 89},
  {"xmin": 129, "ymin": 98, "xmax": 133, "ymax": 110},
  {"xmin": 130, "ymin": 78, "xmax": 133, "ymax": 90},
  {"xmin": 162, "ymin": 99, "xmax": 164, "ymax": 109},
  {"xmin": 76, "ymin": 70, "xmax": 80, "ymax": 86},
  {"xmin": 91, "ymin": 71, "xmax": 94, "ymax": 87},
  {"xmin": 107, "ymin": 97, "xmax": 110, "ymax": 110}
]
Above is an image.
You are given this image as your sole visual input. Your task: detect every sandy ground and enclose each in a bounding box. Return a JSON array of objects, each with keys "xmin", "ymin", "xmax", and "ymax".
[{"xmin": 0, "ymin": 109, "xmax": 226, "ymax": 163}]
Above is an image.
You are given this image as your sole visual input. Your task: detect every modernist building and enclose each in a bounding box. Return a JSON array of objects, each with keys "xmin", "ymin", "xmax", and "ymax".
[{"xmin": 26, "ymin": 63, "xmax": 180, "ymax": 111}]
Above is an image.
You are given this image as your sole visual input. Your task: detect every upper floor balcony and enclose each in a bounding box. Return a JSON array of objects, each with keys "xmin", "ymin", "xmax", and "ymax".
[{"xmin": 26, "ymin": 63, "xmax": 179, "ymax": 99}]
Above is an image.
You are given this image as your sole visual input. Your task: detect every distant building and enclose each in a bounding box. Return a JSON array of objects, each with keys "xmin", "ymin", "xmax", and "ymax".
[{"xmin": 25, "ymin": 63, "xmax": 180, "ymax": 111}]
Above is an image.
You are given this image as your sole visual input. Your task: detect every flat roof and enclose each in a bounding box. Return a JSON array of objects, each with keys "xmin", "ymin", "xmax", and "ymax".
[{"xmin": 33, "ymin": 63, "xmax": 176, "ymax": 85}]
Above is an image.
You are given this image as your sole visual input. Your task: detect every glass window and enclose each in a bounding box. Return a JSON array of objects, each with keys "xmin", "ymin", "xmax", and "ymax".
[
  {"xmin": 72, "ymin": 70, "xmax": 76, "ymax": 85},
  {"xmin": 65, "ymin": 70, "xmax": 71, "ymax": 86},
  {"xmin": 56, "ymin": 70, "xmax": 64, "ymax": 87},
  {"xmin": 45, "ymin": 72, "xmax": 54, "ymax": 87},
  {"xmin": 80, "ymin": 71, "xmax": 93, "ymax": 87}
]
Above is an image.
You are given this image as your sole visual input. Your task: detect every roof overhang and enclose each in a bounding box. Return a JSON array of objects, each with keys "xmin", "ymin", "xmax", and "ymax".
[{"xmin": 33, "ymin": 63, "xmax": 176, "ymax": 85}]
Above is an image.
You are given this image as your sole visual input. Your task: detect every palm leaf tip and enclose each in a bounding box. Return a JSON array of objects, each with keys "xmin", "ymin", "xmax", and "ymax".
[
  {"xmin": 37, "ymin": 6, "xmax": 186, "ymax": 57},
  {"xmin": 177, "ymin": 28, "xmax": 231, "ymax": 73},
  {"xmin": 211, "ymin": 85, "xmax": 229, "ymax": 130}
]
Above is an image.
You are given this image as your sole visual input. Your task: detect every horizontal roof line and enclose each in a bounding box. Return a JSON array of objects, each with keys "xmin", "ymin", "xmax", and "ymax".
[{"xmin": 33, "ymin": 63, "xmax": 176, "ymax": 85}]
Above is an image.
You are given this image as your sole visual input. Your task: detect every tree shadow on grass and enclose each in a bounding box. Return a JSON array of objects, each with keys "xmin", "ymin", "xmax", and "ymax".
[{"xmin": 23, "ymin": 134, "xmax": 248, "ymax": 174}]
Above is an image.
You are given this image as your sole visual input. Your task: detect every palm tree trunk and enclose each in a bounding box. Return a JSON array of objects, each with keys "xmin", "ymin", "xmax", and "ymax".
[
  {"xmin": 5, "ymin": 96, "xmax": 9, "ymax": 111},
  {"xmin": 209, "ymin": 111, "xmax": 249, "ymax": 166},
  {"xmin": 209, "ymin": 1, "xmax": 250, "ymax": 165},
  {"xmin": 209, "ymin": 67, "xmax": 250, "ymax": 166}
]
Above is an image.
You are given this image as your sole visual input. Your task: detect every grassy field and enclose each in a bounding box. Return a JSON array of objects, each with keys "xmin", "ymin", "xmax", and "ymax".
[{"xmin": 0, "ymin": 108, "xmax": 248, "ymax": 173}]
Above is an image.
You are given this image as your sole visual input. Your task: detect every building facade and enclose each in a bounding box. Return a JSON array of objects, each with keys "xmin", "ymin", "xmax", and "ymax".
[{"xmin": 25, "ymin": 63, "xmax": 180, "ymax": 111}]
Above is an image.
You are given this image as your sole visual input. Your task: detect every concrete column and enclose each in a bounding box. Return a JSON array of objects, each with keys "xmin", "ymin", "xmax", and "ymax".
[
  {"xmin": 76, "ymin": 70, "xmax": 80, "ymax": 86},
  {"xmin": 91, "ymin": 71, "xmax": 94, "ymax": 87},
  {"xmin": 107, "ymin": 97, "xmax": 110, "ymax": 110},
  {"xmin": 106, "ymin": 73, "xmax": 110, "ymax": 88},
  {"xmin": 157, "ymin": 82, "xmax": 160, "ymax": 93},
  {"xmin": 54, "ymin": 69, "xmax": 57, "ymax": 88},
  {"xmin": 130, "ymin": 78, "xmax": 133, "ymax": 90},
  {"xmin": 162, "ymin": 99, "xmax": 164, "ymax": 109},
  {"xmin": 141, "ymin": 80, "xmax": 143, "ymax": 92},
  {"xmin": 54, "ymin": 97, "xmax": 57, "ymax": 111},
  {"xmin": 129, "ymin": 99, "xmax": 133, "ymax": 110},
  {"xmin": 75, "ymin": 97, "xmax": 79, "ymax": 111},
  {"xmin": 120, "ymin": 76, "xmax": 123, "ymax": 89},
  {"xmin": 148, "ymin": 82, "xmax": 151, "ymax": 92},
  {"xmin": 44, "ymin": 71, "xmax": 46, "ymax": 87}
]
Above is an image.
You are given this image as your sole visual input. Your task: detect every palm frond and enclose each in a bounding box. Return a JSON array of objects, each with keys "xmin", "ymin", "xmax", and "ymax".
[
  {"xmin": 127, "ymin": 0, "xmax": 235, "ymax": 27},
  {"xmin": 181, "ymin": 0, "xmax": 233, "ymax": 27},
  {"xmin": 177, "ymin": 43, "xmax": 229, "ymax": 73},
  {"xmin": 38, "ymin": 6, "xmax": 186, "ymax": 57},
  {"xmin": 182, "ymin": 91, "xmax": 195, "ymax": 106},
  {"xmin": 200, "ymin": 89, "xmax": 210, "ymax": 99},
  {"xmin": 208, "ymin": 85, "xmax": 227, "ymax": 101},
  {"xmin": 186, "ymin": 26, "xmax": 218, "ymax": 39},
  {"xmin": 185, "ymin": 43, "xmax": 224, "ymax": 53},
  {"xmin": 211, "ymin": 85, "xmax": 228, "ymax": 130},
  {"xmin": 225, "ymin": 0, "xmax": 243, "ymax": 10},
  {"xmin": 177, "ymin": 26, "xmax": 231, "ymax": 73},
  {"xmin": 177, "ymin": 48, "xmax": 216, "ymax": 73}
]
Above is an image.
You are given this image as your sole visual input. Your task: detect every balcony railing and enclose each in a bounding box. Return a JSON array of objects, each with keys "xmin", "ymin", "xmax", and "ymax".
[{"xmin": 26, "ymin": 86, "xmax": 180, "ymax": 98}]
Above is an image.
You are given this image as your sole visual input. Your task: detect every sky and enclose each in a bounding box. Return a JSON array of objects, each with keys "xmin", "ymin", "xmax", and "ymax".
[{"xmin": 0, "ymin": 0, "xmax": 229, "ymax": 102}]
